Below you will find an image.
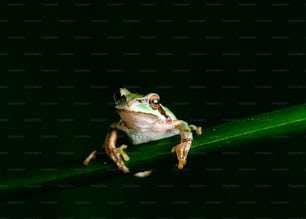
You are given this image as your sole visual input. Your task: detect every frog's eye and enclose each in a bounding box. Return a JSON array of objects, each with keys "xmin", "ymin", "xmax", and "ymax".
[
  {"xmin": 113, "ymin": 90, "xmax": 126, "ymax": 103},
  {"xmin": 149, "ymin": 94, "xmax": 160, "ymax": 109}
]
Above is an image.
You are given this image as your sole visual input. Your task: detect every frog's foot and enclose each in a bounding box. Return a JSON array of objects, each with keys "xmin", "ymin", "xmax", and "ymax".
[
  {"xmin": 83, "ymin": 150, "xmax": 97, "ymax": 166},
  {"xmin": 189, "ymin": 124, "xmax": 202, "ymax": 135},
  {"xmin": 171, "ymin": 140, "xmax": 192, "ymax": 169},
  {"xmin": 106, "ymin": 144, "xmax": 130, "ymax": 174},
  {"xmin": 117, "ymin": 144, "xmax": 130, "ymax": 161},
  {"xmin": 134, "ymin": 170, "xmax": 153, "ymax": 178}
]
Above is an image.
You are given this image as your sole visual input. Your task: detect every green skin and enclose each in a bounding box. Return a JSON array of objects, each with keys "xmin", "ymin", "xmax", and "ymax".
[{"xmin": 84, "ymin": 88, "xmax": 202, "ymax": 173}]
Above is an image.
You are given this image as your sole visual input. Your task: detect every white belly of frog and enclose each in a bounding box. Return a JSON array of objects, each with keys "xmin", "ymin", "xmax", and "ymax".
[
  {"xmin": 83, "ymin": 88, "xmax": 202, "ymax": 175},
  {"xmin": 125, "ymin": 128, "xmax": 180, "ymax": 145},
  {"xmin": 115, "ymin": 120, "xmax": 180, "ymax": 145},
  {"xmin": 116, "ymin": 109, "xmax": 167, "ymax": 130}
]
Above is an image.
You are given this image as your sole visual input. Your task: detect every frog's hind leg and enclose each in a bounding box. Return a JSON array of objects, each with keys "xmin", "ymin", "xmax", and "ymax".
[{"xmin": 104, "ymin": 128, "xmax": 130, "ymax": 173}]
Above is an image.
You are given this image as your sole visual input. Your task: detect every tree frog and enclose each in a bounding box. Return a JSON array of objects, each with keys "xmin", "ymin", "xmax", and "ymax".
[{"xmin": 83, "ymin": 88, "xmax": 202, "ymax": 174}]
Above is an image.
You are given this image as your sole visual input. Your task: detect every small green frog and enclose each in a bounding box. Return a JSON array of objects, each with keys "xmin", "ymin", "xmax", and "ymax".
[{"xmin": 84, "ymin": 88, "xmax": 202, "ymax": 173}]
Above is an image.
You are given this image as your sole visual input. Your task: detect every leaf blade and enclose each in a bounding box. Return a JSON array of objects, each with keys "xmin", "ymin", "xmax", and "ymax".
[{"xmin": 1, "ymin": 103, "xmax": 306, "ymax": 197}]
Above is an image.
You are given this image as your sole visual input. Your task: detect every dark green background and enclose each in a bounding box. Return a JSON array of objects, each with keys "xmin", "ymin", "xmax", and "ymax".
[{"xmin": 1, "ymin": 0, "xmax": 306, "ymax": 218}]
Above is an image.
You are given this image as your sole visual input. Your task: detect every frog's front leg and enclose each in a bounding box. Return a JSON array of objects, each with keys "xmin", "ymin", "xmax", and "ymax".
[
  {"xmin": 170, "ymin": 121, "xmax": 202, "ymax": 169},
  {"xmin": 83, "ymin": 126, "xmax": 130, "ymax": 173},
  {"xmin": 104, "ymin": 127, "xmax": 130, "ymax": 173}
]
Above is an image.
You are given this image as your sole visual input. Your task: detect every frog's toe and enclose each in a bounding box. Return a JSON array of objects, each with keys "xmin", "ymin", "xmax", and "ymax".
[
  {"xmin": 196, "ymin": 126, "xmax": 202, "ymax": 135},
  {"xmin": 83, "ymin": 150, "xmax": 97, "ymax": 166},
  {"xmin": 120, "ymin": 165, "xmax": 130, "ymax": 174},
  {"xmin": 177, "ymin": 162, "xmax": 184, "ymax": 169},
  {"xmin": 171, "ymin": 145, "xmax": 177, "ymax": 153},
  {"xmin": 118, "ymin": 144, "xmax": 130, "ymax": 161},
  {"xmin": 113, "ymin": 152, "xmax": 130, "ymax": 173},
  {"xmin": 189, "ymin": 124, "xmax": 202, "ymax": 135},
  {"xmin": 177, "ymin": 157, "xmax": 187, "ymax": 169}
]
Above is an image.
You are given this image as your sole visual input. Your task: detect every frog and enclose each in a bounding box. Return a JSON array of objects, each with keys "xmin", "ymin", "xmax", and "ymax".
[{"xmin": 83, "ymin": 88, "xmax": 202, "ymax": 174}]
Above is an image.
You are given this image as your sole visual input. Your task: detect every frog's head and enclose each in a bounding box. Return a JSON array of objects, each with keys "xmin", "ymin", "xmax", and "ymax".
[
  {"xmin": 113, "ymin": 88, "xmax": 161, "ymax": 114},
  {"xmin": 113, "ymin": 88, "xmax": 177, "ymax": 121}
]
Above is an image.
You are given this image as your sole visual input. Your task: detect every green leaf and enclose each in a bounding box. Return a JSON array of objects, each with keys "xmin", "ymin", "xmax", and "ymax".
[{"xmin": 1, "ymin": 103, "xmax": 306, "ymax": 198}]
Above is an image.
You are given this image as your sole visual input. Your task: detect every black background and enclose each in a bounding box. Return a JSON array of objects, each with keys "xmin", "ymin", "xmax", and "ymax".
[{"xmin": 1, "ymin": 0, "xmax": 306, "ymax": 218}]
